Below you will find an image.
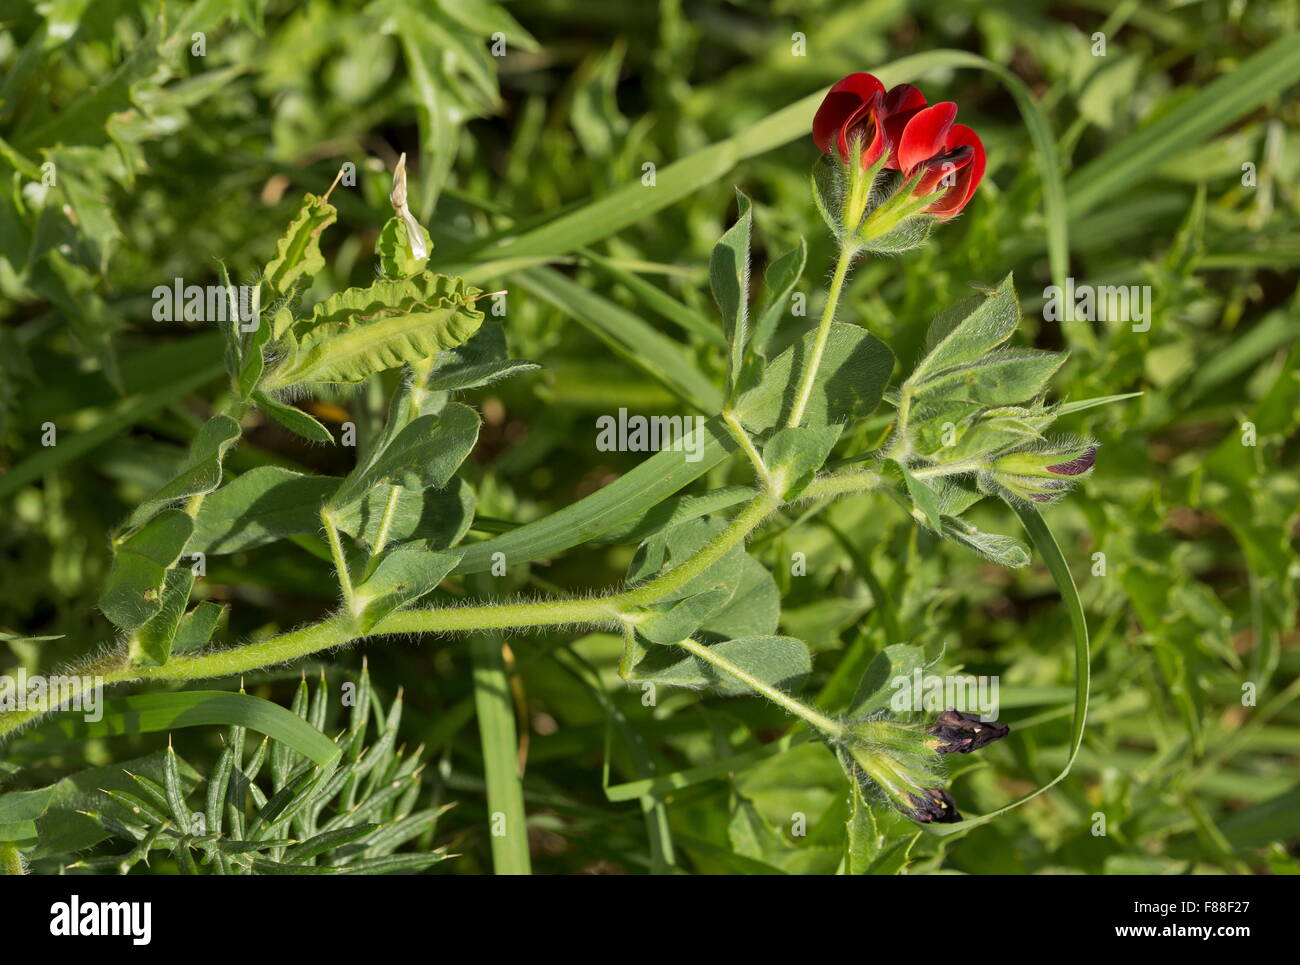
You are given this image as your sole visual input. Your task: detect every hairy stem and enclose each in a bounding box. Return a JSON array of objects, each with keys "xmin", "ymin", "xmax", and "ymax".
[
  {"xmin": 721, "ymin": 409, "xmax": 773, "ymax": 490},
  {"xmin": 787, "ymin": 243, "xmax": 857, "ymax": 428},
  {"xmin": 369, "ymin": 485, "xmax": 403, "ymax": 558},
  {"xmin": 0, "ymin": 469, "xmax": 881, "ymax": 743},
  {"xmin": 0, "ymin": 843, "xmax": 23, "ymax": 875},
  {"xmin": 674, "ymin": 636, "xmax": 843, "ymax": 738},
  {"xmin": 321, "ymin": 510, "xmax": 356, "ymax": 611}
]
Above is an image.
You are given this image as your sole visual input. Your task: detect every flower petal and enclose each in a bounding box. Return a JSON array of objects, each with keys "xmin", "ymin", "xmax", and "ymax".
[
  {"xmin": 812, "ymin": 73, "xmax": 885, "ymax": 153},
  {"xmin": 898, "ymin": 101, "xmax": 957, "ymax": 173},
  {"xmin": 880, "ymin": 84, "xmax": 928, "ymax": 166},
  {"xmin": 926, "ymin": 123, "xmax": 986, "ymax": 218},
  {"xmin": 837, "ymin": 91, "xmax": 890, "ymax": 168}
]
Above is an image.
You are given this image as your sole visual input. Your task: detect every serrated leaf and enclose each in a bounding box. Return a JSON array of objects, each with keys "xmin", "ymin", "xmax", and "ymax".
[
  {"xmin": 264, "ymin": 274, "xmax": 484, "ymax": 388},
  {"xmin": 263, "ymin": 193, "xmax": 336, "ymax": 296}
]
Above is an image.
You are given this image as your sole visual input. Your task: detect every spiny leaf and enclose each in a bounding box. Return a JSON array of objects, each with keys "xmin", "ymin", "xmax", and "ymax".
[
  {"xmin": 263, "ymin": 193, "xmax": 336, "ymax": 296},
  {"xmin": 265, "ymin": 274, "xmax": 484, "ymax": 388}
]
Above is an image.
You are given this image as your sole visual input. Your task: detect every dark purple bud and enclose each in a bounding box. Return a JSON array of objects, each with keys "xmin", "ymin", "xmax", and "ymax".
[
  {"xmin": 904, "ymin": 788, "xmax": 962, "ymax": 823},
  {"xmin": 1045, "ymin": 446, "xmax": 1097, "ymax": 476},
  {"xmin": 929, "ymin": 709, "xmax": 1011, "ymax": 754}
]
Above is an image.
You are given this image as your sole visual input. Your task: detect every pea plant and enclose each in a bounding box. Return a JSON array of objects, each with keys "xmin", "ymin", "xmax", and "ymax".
[{"xmin": 0, "ymin": 66, "xmax": 1117, "ymax": 874}]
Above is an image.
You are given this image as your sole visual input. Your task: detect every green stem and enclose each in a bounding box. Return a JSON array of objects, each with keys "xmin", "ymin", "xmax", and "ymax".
[
  {"xmin": 674, "ymin": 636, "xmax": 843, "ymax": 738},
  {"xmin": 320, "ymin": 510, "xmax": 356, "ymax": 611},
  {"xmin": 369, "ymin": 485, "xmax": 402, "ymax": 558},
  {"xmin": 787, "ymin": 244, "xmax": 856, "ymax": 428},
  {"xmin": 0, "ymin": 843, "xmax": 23, "ymax": 875},
  {"xmin": 721, "ymin": 409, "xmax": 773, "ymax": 490},
  {"xmin": 0, "ymin": 470, "xmax": 882, "ymax": 743}
]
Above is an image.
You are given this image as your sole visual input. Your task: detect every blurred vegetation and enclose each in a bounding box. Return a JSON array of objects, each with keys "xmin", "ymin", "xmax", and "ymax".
[{"xmin": 1, "ymin": 0, "xmax": 1298, "ymax": 874}]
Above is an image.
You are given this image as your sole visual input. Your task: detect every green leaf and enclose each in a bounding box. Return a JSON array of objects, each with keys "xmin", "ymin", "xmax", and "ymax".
[
  {"xmin": 901, "ymin": 468, "xmax": 943, "ymax": 533},
  {"xmin": 517, "ymin": 266, "xmax": 722, "ymax": 413},
  {"xmin": 752, "ymin": 238, "xmax": 807, "ymax": 357},
  {"xmin": 635, "ymin": 636, "xmax": 812, "ymax": 696},
  {"xmin": 582, "ymin": 250, "xmax": 725, "ymax": 348},
  {"xmin": 469, "ymin": 634, "xmax": 532, "ymax": 874},
  {"xmin": 0, "ymin": 786, "xmax": 56, "ymax": 827},
  {"xmin": 337, "ymin": 478, "xmax": 476, "ymax": 551},
  {"xmin": 191, "ymin": 467, "xmax": 336, "ymax": 554},
  {"xmin": 173, "ymin": 601, "xmax": 226, "ymax": 655},
  {"xmin": 634, "ymin": 587, "xmax": 734, "ymax": 646},
  {"xmin": 378, "ymin": 214, "xmax": 433, "ymax": 278},
  {"xmin": 253, "ymin": 391, "xmax": 335, "ymax": 444},
  {"xmin": 939, "ymin": 519, "xmax": 1031, "ymax": 569},
  {"xmin": 263, "ymin": 193, "xmax": 337, "ymax": 296},
  {"xmin": 810, "ymin": 154, "xmax": 843, "ymax": 238},
  {"xmin": 34, "ymin": 692, "xmax": 341, "ymax": 766},
  {"xmin": 701, "ymin": 554, "xmax": 780, "ymax": 639},
  {"xmin": 847, "ymin": 644, "xmax": 928, "ymax": 719},
  {"xmin": 736, "ymin": 322, "xmax": 894, "ymax": 433},
  {"xmin": 763, "ymin": 425, "xmax": 842, "ymax": 499},
  {"xmin": 425, "ymin": 320, "xmax": 539, "ymax": 392},
  {"xmin": 99, "ymin": 510, "xmax": 194, "ymax": 630},
  {"xmin": 130, "ymin": 566, "xmax": 194, "ymax": 667},
  {"xmin": 910, "ymin": 275, "xmax": 1019, "ymax": 384},
  {"xmin": 1067, "ymin": 34, "xmax": 1300, "ymax": 218},
  {"xmin": 456, "ymin": 323, "xmax": 890, "ymax": 575},
  {"xmin": 329, "ymin": 402, "xmax": 479, "ymax": 510},
  {"xmin": 627, "ymin": 516, "xmax": 747, "ymax": 605},
  {"xmin": 264, "ymin": 274, "xmax": 484, "ymax": 388},
  {"xmin": 126, "ymin": 415, "xmax": 241, "ymax": 529},
  {"xmin": 710, "ymin": 188, "xmax": 753, "ymax": 396},
  {"xmin": 910, "ymin": 348, "xmax": 1067, "ymax": 407},
  {"xmin": 355, "ymin": 546, "xmax": 458, "ymax": 631}
]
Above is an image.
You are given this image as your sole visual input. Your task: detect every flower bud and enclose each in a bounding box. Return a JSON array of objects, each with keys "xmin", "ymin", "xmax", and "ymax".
[
  {"xmin": 837, "ymin": 717, "xmax": 959, "ymax": 824},
  {"xmin": 927, "ymin": 709, "xmax": 1011, "ymax": 754},
  {"xmin": 984, "ymin": 439, "xmax": 1097, "ymax": 504}
]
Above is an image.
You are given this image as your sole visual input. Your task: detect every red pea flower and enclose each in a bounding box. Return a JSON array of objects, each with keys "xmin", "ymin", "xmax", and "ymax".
[
  {"xmin": 897, "ymin": 102, "xmax": 986, "ymax": 219},
  {"xmin": 812, "ymin": 73, "xmax": 928, "ymax": 170}
]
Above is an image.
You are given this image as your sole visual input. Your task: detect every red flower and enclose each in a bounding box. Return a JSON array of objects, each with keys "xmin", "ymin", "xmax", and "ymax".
[
  {"xmin": 812, "ymin": 73, "xmax": 927, "ymax": 171},
  {"xmin": 897, "ymin": 102, "xmax": 986, "ymax": 219}
]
